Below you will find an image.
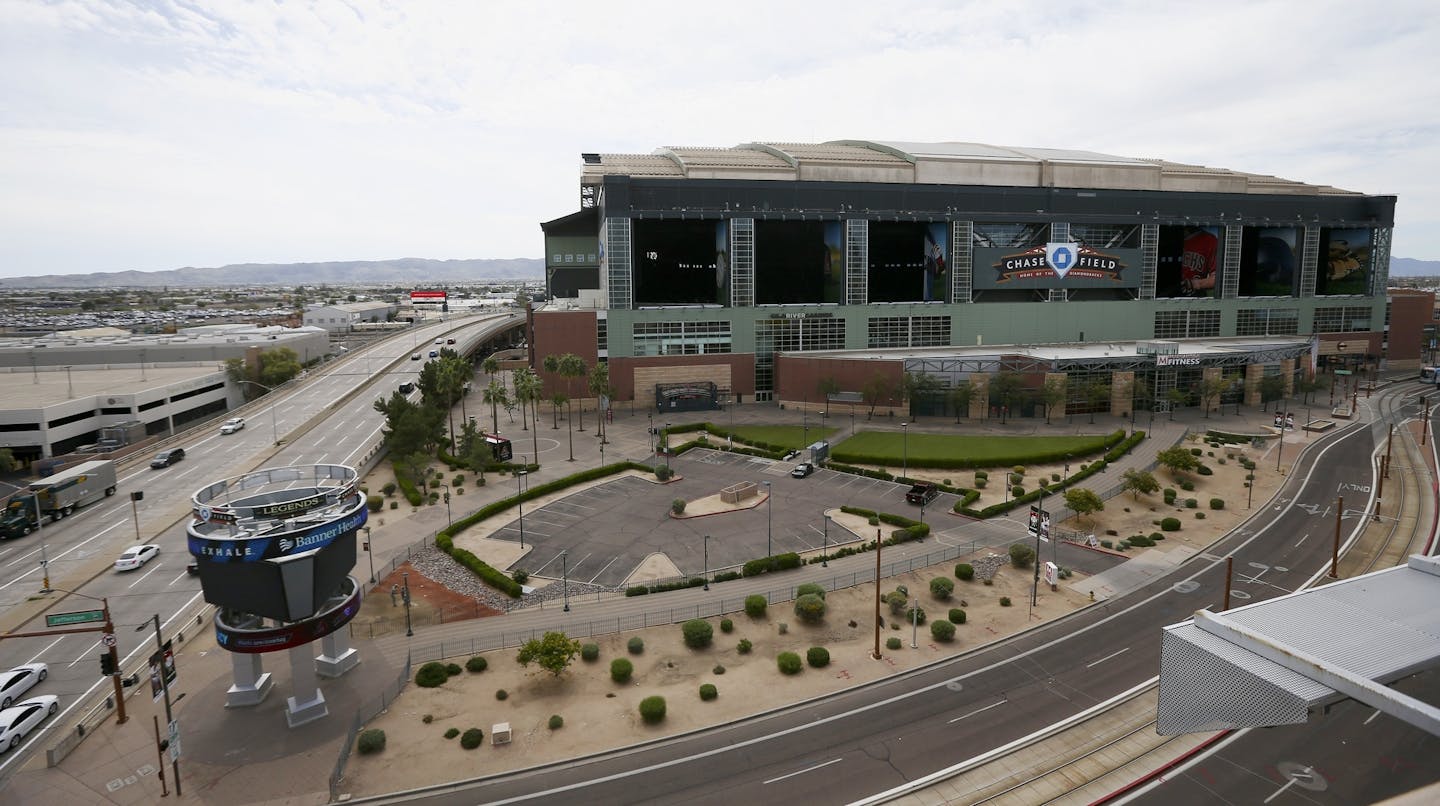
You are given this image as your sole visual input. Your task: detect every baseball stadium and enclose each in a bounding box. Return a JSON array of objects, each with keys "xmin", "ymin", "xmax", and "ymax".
[{"xmin": 532, "ymin": 141, "xmax": 1396, "ymax": 420}]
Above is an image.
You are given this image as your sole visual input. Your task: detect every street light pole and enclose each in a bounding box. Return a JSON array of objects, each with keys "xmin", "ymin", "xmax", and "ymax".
[
  {"xmin": 665, "ymin": 422, "xmax": 672, "ymax": 471},
  {"xmin": 363, "ymin": 526, "xmax": 375, "ymax": 583},
  {"xmin": 402, "ymin": 572, "xmax": 413, "ymax": 637},
  {"xmin": 822, "ymin": 514, "xmax": 829, "ymax": 567},
  {"xmin": 516, "ymin": 462, "xmax": 527, "ymax": 550},
  {"xmin": 139, "ymin": 613, "xmax": 181, "ymax": 796},
  {"xmin": 910, "ymin": 596, "xmax": 919, "ymax": 649},
  {"xmin": 32, "ymin": 491, "xmax": 51, "ymax": 593},
  {"xmin": 764, "ymin": 481, "xmax": 773, "ymax": 557},
  {"xmin": 440, "ymin": 483, "xmax": 452, "ymax": 529},
  {"xmin": 561, "ymin": 550, "xmax": 570, "ymax": 612},
  {"xmin": 901, "ymin": 422, "xmax": 909, "ymax": 480},
  {"xmin": 703, "ymin": 535, "xmax": 710, "ymax": 591}
]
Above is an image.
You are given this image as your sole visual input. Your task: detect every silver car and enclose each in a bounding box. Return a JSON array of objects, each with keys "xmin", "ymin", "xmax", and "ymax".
[
  {"xmin": 0, "ymin": 695, "xmax": 60, "ymax": 750},
  {"xmin": 0, "ymin": 663, "xmax": 47, "ymax": 709}
]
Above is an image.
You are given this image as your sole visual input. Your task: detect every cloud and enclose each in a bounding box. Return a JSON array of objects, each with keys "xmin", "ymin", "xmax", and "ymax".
[{"xmin": 1, "ymin": 0, "xmax": 1438, "ymax": 276}]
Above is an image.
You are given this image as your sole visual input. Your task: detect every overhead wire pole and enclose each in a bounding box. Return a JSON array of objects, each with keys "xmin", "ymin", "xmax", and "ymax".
[{"xmin": 140, "ymin": 613, "xmax": 181, "ymax": 796}]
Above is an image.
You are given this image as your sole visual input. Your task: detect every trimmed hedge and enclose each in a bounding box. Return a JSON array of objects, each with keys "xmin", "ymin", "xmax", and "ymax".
[
  {"xmin": 610, "ymin": 658, "xmax": 633, "ymax": 683},
  {"xmin": 581, "ymin": 643, "xmax": 600, "ymax": 662},
  {"xmin": 930, "ymin": 619, "xmax": 956, "ymax": 641},
  {"xmin": 777, "ymin": 651, "xmax": 803, "ymax": 675},
  {"xmin": 639, "ymin": 695, "xmax": 667, "ymax": 724},
  {"xmin": 396, "ymin": 472, "xmax": 424, "ymax": 506},
  {"xmin": 948, "ymin": 608, "xmax": 966, "ymax": 624},
  {"xmin": 1160, "ymin": 517, "xmax": 1182, "ymax": 531},
  {"xmin": 832, "ymin": 429, "xmax": 1127, "ymax": 470},
  {"xmin": 742, "ymin": 552, "xmax": 803, "ymax": 578},
  {"xmin": 699, "ymin": 683, "xmax": 718, "ymax": 701},
  {"xmin": 955, "ymin": 563, "xmax": 975, "ymax": 581},
  {"xmin": 930, "ymin": 577, "xmax": 954, "ymax": 600},
  {"xmin": 806, "ymin": 647, "xmax": 830, "ymax": 668}
]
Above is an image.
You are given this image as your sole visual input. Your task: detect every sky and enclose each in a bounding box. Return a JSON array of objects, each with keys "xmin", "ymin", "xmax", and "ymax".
[{"xmin": 2, "ymin": 0, "xmax": 1438, "ymax": 278}]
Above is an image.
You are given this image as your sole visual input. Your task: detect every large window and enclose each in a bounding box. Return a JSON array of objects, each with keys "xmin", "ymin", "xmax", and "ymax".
[
  {"xmin": 632, "ymin": 320, "xmax": 732, "ymax": 356},
  {"xmin": 754, "ymin": 316, "xmax": 846, "ymax": 395},
  {"xmin": 867, "ymin": 316, "xmax": 951, "ymax": 348},
  {"xmin": 1236, "ymin": 308, "xmax": 1299, "ymax": 336},
  {"xmin": 1154, "ymin": 310, "xmax": 1221, "ymax": 339},
  {"xmin": 1313, "ymin": 306, "xmax": 1373, "ymax": 333}
]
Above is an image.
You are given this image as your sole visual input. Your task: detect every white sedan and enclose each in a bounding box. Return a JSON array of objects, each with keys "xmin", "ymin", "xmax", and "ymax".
[
  {"xmin": 0, "ymin": 695, "xmax": 60, "ymax": 751},
  {"xmin": 220, "ymin": 417, "xmax": 246, "ymax": 434},
  {"xmin": 0, "ymin": 664, "xmax": 47, "ymax": 709},
  {"xmin": 115, "ymin": 544, "xmax": 160, "ymax": 571}
]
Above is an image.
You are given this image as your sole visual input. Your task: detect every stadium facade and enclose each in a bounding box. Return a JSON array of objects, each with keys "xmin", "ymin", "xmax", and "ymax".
[{"xmin": 533, "ymin": 141, "xmax": 1395, "ymax": 419}]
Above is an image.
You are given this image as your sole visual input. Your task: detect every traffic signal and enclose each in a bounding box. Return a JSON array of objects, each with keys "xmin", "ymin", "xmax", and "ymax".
[{"xmin": 99, "ymin": 653, "xmax": 116, "ymax": 676}]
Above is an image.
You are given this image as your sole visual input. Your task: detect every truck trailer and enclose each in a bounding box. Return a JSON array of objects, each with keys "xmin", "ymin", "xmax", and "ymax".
[{"xmin": 28, "ymin": 460, "xmax": 117, "ymax": 520}]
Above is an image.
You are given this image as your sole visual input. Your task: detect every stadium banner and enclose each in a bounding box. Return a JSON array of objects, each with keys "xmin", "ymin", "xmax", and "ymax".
[
  {"xmin": 922, "ymin": 223, "xmax": 948, "ymax": 302},
  {"xmin": 822, "ymin": 221, "xmax": 844, "ymax": 303},
  {"xmin": 1156, "ymin": 225, "xmax": 1223, "ymax": 298},
  {"xmin": 1239, "ymin": 226, "xmax": 1300, "ymax": 297},
  {"xmin": 1316, "ymin": 227, "xmax": 1372, "ymax": 296},
  {"xmin": 972, "ymin": 244, "xmax": 1140, "ymax": 290}
]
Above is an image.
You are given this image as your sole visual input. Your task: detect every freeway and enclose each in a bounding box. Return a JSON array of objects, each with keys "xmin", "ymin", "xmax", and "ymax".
[
  {"xmin": 0, "ymin": 312, "xmax": 522, "ymax": 779},
  {"xmin": 356, "ymin": 386, "xmax": 1428, "ymax": 805}
]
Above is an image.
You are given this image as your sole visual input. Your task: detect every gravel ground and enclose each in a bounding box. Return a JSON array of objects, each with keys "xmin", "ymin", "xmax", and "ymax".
[{"xmin": 405, "ymin": 544, "xmax": 617, "ymax": 611}]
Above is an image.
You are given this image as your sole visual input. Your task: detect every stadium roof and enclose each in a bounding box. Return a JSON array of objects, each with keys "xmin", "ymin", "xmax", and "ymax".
[{"xmin": 581, "ymin": 140, "xmax": 1360, "ymax": 196}]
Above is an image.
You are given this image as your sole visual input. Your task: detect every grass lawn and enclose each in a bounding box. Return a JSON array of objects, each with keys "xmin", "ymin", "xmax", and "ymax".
[
  {"xmin": 726, "ymin": 425, "xmax": 839, "ymax": 449},
  {"xmin": 832, "ymin": 431, "xmax": 1115, "ymax": 467}
]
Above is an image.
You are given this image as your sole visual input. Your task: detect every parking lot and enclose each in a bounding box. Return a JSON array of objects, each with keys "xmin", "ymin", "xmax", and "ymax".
[{"xmin": 495, "ymin": 448, "xmax": 972, "ymax": 588}]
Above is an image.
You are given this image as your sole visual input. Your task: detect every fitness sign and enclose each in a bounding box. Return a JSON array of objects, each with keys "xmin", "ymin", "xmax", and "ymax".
[{"xmin": 972, "ymin": 241, "xmax": 1138, "ymax": 290}]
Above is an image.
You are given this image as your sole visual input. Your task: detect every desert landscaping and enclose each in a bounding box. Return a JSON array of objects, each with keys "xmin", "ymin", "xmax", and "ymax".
[{"xmin": 343, "ymin": 426, "xmax": 1291, "ymax": 796}]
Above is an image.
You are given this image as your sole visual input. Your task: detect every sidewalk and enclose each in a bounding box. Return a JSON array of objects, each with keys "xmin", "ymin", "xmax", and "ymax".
[{"xmin": 3, "ymin": 395, "xmax": 1320, "ymax": 805}]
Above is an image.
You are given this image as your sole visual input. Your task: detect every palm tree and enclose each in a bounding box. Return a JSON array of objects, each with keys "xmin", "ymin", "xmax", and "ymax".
[
  {"xmin": 482, "ymin": 379, "xmax": 508, "ymax": 433},
  {"xmin": 513, "ymin": 367, "xmax": 542, "ymax": 460},
  {"xmin": 552, "ymin": 392, "xmax": 573, "ymax": 461},
  {"xmin": 542, "ymin": 355, "xmax": 561, "ymax": 428},
  {"xmin": 558, "ymin": 353, "xmax": 587, "ymax": 432},
  {"xmin": 588, "ymin": 362, "xmax": 612, "ymax": 444}
]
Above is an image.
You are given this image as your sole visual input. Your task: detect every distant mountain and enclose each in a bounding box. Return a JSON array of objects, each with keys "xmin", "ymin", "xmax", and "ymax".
[
  {"xmin": 1389, "ymin": 257, "xmax": 1440, "ymax": 277},
  {"xmin": 0, "ymin": 257, "xmax": 544, "ymax": 289}
]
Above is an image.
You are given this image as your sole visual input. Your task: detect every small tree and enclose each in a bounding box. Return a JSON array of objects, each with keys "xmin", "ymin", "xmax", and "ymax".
[
  {"xmin": 793, "ymin": 593, "xmax": 827, "ymax": 624},
  {"xmin": 639, "ymin": 696, "xmax": 667, "ymax": 724},
  {"xmin": 744, "ymin": 594, "xmax": 768, "ymax": 618},
  {"xmin": 1040, "ymin": 377, "xmax": 1066, "ymax": 424},
  {"xmin": 681, "ymin": 619, "xmax": 714, "ymax": 649},
  {"xmin": 929, "ymin": 577, "xmax": 954, "ymax": 600},
  {"xmin": 1199, "ymin": 376, "xmax": 1229, "ymax": 418},
  {"xmin": 1009, "ymin": 543, "xmax": 1036, "ymax": 569},
  {"xmin": 515, "ymin": 631, "xmax": 581, "ymax": 677},
  {"xmin": 1120, "ymin": 468, "xmax": 1160, "ymax": 501},
  {"xmin": 930, "ymin": 620, "xmax": 956, "ymax": 642},
  {"xmin": 1064, "ymin": 487, "xmax": 1105, "ymax": 525},
  {"xmin": 1157, "ymin": 445, "xmax": 1202, "ymax": 478}
]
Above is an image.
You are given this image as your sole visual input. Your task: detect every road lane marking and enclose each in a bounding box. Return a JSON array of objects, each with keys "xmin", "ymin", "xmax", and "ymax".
[
  {"xmin": 67, "ymin": 639, "xmax": 101, "ymax": 668},
  {"xmin": 168, "ymin": 570, "xmax": 191, "ymax": 586},
  {"xmin": 948, "ymin": 699, "xmax": 1007, "ymax": 724},
  {"xmin": 1294, "ymin": 531, "xmax": 1311, "ymax": 547},
  {"xmin": 763, "ymin": 757, "xmax": 842, "ymax": 785},
  {"xmin": 26, "ymin": 636, "xmax": 65, "ymax": 665},
  {"xmin": 1085, "ymin": 647, "xmax": 1130, "ymax": 668},
  {"xmin": 0, "ymin": 519, "xmax": 127, "ymax": 589},
  {"xmin": 128, "ymin": 562, "xmax": 165, "ymax": 589}
]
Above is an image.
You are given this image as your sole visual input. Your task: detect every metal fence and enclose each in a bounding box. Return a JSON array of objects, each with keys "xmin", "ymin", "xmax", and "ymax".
[
  {"xmin": 407, "ymin": 540, "xmax": 987, "ymax": 663},
  {"xmin": 329, "ymin": 651, "xmax": 413, "ymax": 802}
]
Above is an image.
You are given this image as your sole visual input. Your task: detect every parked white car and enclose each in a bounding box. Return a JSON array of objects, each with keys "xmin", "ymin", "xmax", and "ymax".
[
  {"xmin": 220, "ymin": 417, "xmax": 246, "ymax": 434},
  {"xmin": 115, "ymin": 544, "xmax": 160, "ymax": 571},
  {"xmin": 0, "ymin": 695, "xmax": 60, "ymax": 750},
  {"xmin": 0, "ymin": 664, "xmax": 47, "ymax": 709}
]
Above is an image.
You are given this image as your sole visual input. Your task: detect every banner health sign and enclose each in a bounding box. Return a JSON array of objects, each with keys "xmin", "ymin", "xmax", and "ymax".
[
  {"xmin": 972, "ymin": 242, "xmax": 1140, "ymax": 290},
  {"xmin": 188, "ymin": 506, "xmax": 367, "ymax": 563}
]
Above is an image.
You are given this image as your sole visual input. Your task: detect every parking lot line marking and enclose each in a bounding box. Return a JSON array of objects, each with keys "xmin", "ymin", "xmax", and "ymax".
[
  {"xmin": 520, "ymin": 516, "xmax": 572, "ymax": 529},
  {"xmin": 545, "ymin": 500, "xmax": 596, "ymax": 511},
  {"xmin": 498, "ymin": 524, "xmax": 551, "ymax": 539},
  {"xmin": 533, "ymin": 551, "xmax": 568, "ymax": 576},
  {"xmin": 565, "ymin": 552, "xmax": 593, "ymax": 573},
  {"xmin": 587, "ymin": 555, "xmax": 622, "ymax": 584},
  {"xmin": 168, "ymin": 570, "xmax": 190, "ymax": 586}
]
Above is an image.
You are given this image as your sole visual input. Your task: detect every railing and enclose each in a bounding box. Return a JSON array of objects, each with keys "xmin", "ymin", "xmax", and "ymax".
[
  {"xmin": 406, "ymin": 540, "xmax": 987, "ymax": 663},
  {"xmin": 329, "ymin": 652, "xmax": 412, "ymax": 801}
]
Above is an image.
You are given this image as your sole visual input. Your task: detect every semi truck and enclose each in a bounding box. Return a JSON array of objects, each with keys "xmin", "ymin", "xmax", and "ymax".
[
  {"xmin": 26, "ymin": 460, "xmax": 117, "ymax": 520},
  {"xmin": 0, "ymin": 496, "xmax": 41, "ymax": 540}
]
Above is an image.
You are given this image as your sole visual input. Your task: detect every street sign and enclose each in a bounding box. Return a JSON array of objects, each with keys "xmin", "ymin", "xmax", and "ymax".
[
  {"xmin": 100, "ymin": 633, "xmax": 117, "ymax": 647},
  {"xmin": 168, "ymin": 720, "xmax": 181, "ymax": 761},
  {"xmin": 45, "ymin": 609, "xmax": 105, "ymax": 627},
  {"xmin": 1335, "ymin": 369, "xmax": 1353, "ymax": 376}
]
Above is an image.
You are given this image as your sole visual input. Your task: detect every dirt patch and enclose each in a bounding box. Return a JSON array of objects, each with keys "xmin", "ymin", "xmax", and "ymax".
[
  {"xmin": 341, "ymin": 557, "xmax": 1089, "ymax": 797},
  {"xmin": 351, "ymin": 563, "xmax": 503, "ymax": 640}
]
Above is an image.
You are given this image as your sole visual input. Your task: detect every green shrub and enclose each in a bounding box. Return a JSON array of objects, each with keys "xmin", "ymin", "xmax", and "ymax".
[
  {"xmin": 1210, "ymin": 498, "xmax": 1225, "ymax": 510},
  {"xmin": 1161, "ymin": 517, "xmax": 1182, "ymax": 531},
  {"xmin": 948, "ymin": 608, "xmax": 967, "ymax": 624},
  {"xmin": 1100, "ymin": 539, "xmax": 1113, "ymax": 549},
  {"xmin": 460, "ymin": 728, "xmax": 484, "ymax": 749},
  {"xmin": 415, "ymin": 662, "xmax": 449, "ymax": 688},
  {"xmin": 794, "ymin": 593, "xmax": 827, "ymax": 623},
  {"xmin": 390, "ymin": 500, "xmax": 398, "ymax": 509},
  {"xmin": 465, "ymin": 656, "xmax": 488, "ymax": 673},
  {"xmin": 806, "ymin": 647, "xmax": 830, "ymax": 668},
  {"xmin": 886, "ymin": 636, "xmax": 902, "ymax": 650},
  {"xmin": 1013, "ymin": 465, "xmax": 1026, "ymax": 476},
  {"xmin": 699, "ymin": 683, "xmax": 718, "ymax": 701},
  {"xmin": 444, "ymin": 727, "xmax": 460, "ymax": 739},
  {"xmin": 1000, "ymin": 596, "xmax": 1012, "ymax": 607},
  {"xmin": 654, "ymin": 464, "xmax": 673, "ymax": 481},
  {"xmin": 741, "ymin": 552, "xmax": 804, "ymax": 578},
  {"xmin": 1185, "ymin": 498, "xmax": 1198, "ymax": 509},
  {"xmin": 671, "ymin": 498, "xmax": 686, "ymax": 515},
  {"xmin": 1180, "ymin": 479, "xmax": 1196, "ymax": 491},
  {"xmin": 511, "ymin": 569, "xmax": 529, "ymax": 585},
  {"xmin": 713, "ymin": 664, "xmax": 725, "ymax": 674},
  {"xmin": 777, "ymin": 652, "xmax": 803, "ymax": 675},
  {"xmin": 1150, "ymin": 532, "xmax": 1164, "ymax": 541},
  {"xmin": 1195, "ymin": 512, "xmax": 1206, "ymax": 519},
  {"xmin": 886, "ymin": 590, "xmax": 909, "ymax": 616},
  {"xmin": 737, "ymin": 639, "xmax": 753, "ymax": 654},
  {"xmin": 548, "ymin": 714, "xmax": 564, "ymax": 730},
  {"xmin": 495, "ymin": 689, "xmax": 508, "ymax": 701},
  {"xmin": 444, "ymin": 662, "xmax": 463, "ymax": 677},
  {"xmin": 744, "ymin": 594, "xmax": 768, "ymax": 618},
  {"xmin": 1197, "ymin": 465, "xmax": 1213, "ymax": 476},
  {"xmin": 627, "ymin": 636, "xmax": 645, "ymax": 655},
  {"xmin": 357, "ymin": 729, "xmax": 386, "ymax": 755},
  {"xmin": 581, "ymin": 643, "xmax": 600, "ymax": 662},
  {"xmin": 1009, "ymin": 543, "xmax": 1036, "ymax": 568},
  {"xmin": 1190, "ymin": 447, "xmax": 1203, "ymax": 456},
  {"xmin": 382, "ymin": 482, "xmax": 397, "ymax": 497},
  {"xmin": 929, "ymin": 577, "xmax": 954, "ymax": 600},
  {"xmin": 1163, "ymin": 488, "xmax": 1177, "ymax": 503},
  {"xmin": 777, "ymin": 622, "xmax": 789, "ymax": 635},
  {"xmin": 955, "ymin": 563, "xmax": 974, "ymax": 581},
  {"xmin": 1012, "ymin": 485, "xmax": 1025, "ymax": 498},
  {"xmin": 720, "ymin": 618, "xmax": 734, "ymax": 633},
  {"xmin": 905, "ymin": 606, "xmax": 927, "ymax": 625},
  {"xmin": 681, "ymin": 619, "xmax": 714, "ymax": 649},
  {"xmin": 367, "ymin": 494, "xmax": 384, "ymax": 513},
  {"xmin": 610, "ymin": 658, "xmax": 634, "ymax": 683},
  {"xmin": 931, "ymin": 620, "xmax": 956, "ymax": 641},
  {"xmin": 639, "ymin": 695, "xmax": 667, "ymax": 724},
  {"xmin": 422, "ymin": 714, "xmax": 433, "ymax": 724},
  {"xmin": 795, "ymin": 582, "xmax": 826, "ymax": 599}
]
